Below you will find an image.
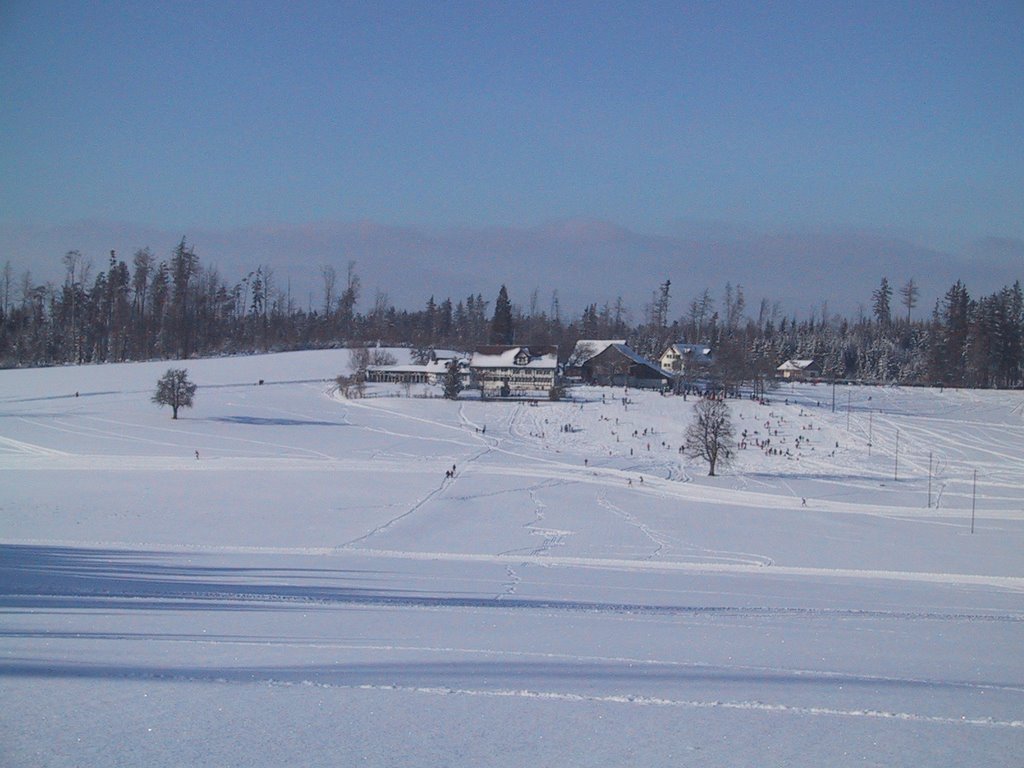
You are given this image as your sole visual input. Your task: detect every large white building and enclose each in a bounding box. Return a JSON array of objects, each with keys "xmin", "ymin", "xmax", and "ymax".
[{"xmin": 469, "ymin": 345, "xmax": 559, "ymax": 397}]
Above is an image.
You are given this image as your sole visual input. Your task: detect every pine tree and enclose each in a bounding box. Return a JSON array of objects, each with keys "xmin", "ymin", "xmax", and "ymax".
[
  {"xmin": 169, "ymin": 238, "xmax": 198, "ymax": 357},
  {"xmin": 872, "ymin": 277, "xmax": 892, "ymax": 326},
  {"xmin": 941, "ymin": 281, "xmax": 972, "ymax": 386},
  {"xmin": 899, "ymin": 278, "xmax": 919, "ymax": 323},
  {"xmin": 443, "ymin": 359, "xmax": 463, "ymax": 400},
  {"xmin": 490, "ymin": 285, "xmax": 514, "ymax": 345}
]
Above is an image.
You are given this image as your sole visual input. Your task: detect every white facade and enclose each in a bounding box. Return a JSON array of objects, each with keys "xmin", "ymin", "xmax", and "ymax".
[
  {"xmin": 470, "ymin": 346, "xmax": 558, "ymax": 396},
  {"xmin": 366, "ymin": 359, "xmax": 452, "ymax": 384},
  {"xmin": 659, "ymin": 343, "xmax": 713, "ymax": 375},
  {"xmin": 776, "ymin": 359, "xmax": 818, "ymax": 380}
]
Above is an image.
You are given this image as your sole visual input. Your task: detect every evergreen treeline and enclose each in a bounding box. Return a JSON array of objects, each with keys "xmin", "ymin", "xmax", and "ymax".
[{"xmin": 1, "ymin": 242, "xmax": 1021, "ymax": 389}]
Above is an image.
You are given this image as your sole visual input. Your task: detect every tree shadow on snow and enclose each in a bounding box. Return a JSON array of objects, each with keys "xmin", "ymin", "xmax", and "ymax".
[
  {"xmin": 0, "ymin": 544, "xmax": 388, "ymax": 612},
  {"xmin": 3, "ymin": 544, "xmax": 1019, "ymax": 622}
]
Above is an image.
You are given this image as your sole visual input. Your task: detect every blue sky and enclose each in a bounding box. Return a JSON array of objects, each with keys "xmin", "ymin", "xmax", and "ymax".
[{"xmin": 1, "ymin": 1, "xmax": 1021, "ymax": 313}]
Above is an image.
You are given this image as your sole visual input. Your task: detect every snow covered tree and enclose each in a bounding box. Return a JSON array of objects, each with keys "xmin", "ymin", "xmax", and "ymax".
[
  {"xmin": 443, "ymin": 359, "xmax": 463, "ymax": 400},
  {"xmin": 939, "ymin": 280, "xmax": 972, "ymax": 386},
  {"xmin": 653, "ymin": 279, "xmax": 671, "ymax": 329},
  {"xmin": 684, "ymin": 397, "xmax": 734, "ymax": 476},
  {"xmin": 152, "ymin": 368, "xmax": 197, "ymax": 419},
  {"xmin": 347, "ymin": 347, "xmax": 371, "ymax": 397}
]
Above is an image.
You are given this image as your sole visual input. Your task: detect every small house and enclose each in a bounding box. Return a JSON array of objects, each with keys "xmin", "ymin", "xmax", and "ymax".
[
  {"xmin": 659, "ymin": 343, "xmax": 713, "ymax": 377},
  {"xmin": 565, "ymin": 339, "xmax": 627, "ymax": 378},
  {"xmin": 776, "ymin": 359, "xmax": 820, "ymax": 380},
  {"xmin": 582, "ymin": 344, "xmax": 672, "ymax": 389}
]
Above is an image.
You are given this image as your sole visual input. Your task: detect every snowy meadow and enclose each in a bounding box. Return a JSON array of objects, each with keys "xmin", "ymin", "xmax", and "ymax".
[{"xmin": 1, "ymin": 350, "xmax": 1022, "ymax": 766}]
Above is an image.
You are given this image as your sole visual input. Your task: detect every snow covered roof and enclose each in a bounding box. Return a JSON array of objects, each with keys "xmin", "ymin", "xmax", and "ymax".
[
  {"xmin": 608, "ymin": 344, "xmax": 674, "ymax": 378},
  {"xmin": 570, "ymin": 339, "xmax": 627, "ymax": 364},
  {"xmin": 429, "ymin": 349, "xmax": 462, "ymax": 361},
  {"xmin": 470, "ymin": 345, "xmax": 558, "ymax": 369},
  {"xmin": 367, "ymin": 360, "xmax": 451, "ymax": 375},
  {"xmin": 777, "ymin": 359, "xmax": 817, "ymax": 372},
  {"xmin": 584, "ymin": 344, "xmax": 673, "ymax": 379},
  {"xmin": 664, "ymin": 342, "xmax": 713, "ymax": 360}
]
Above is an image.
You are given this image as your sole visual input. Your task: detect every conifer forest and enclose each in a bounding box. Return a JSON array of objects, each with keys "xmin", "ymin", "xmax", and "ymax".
[{"xmin": 2, "ymin": 239, "xmax": 1021, "ymax": 390}]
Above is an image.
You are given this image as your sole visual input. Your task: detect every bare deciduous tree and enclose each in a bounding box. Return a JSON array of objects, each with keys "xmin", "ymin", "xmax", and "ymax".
[
  {"xmin": 320, "ymin": 264, "xmax": 337, "ymax": 317},
  {"xmin": 900, "ymin": 278, "xmax": 919, "ymax": 323},
  {"xmin": 685, "ymin": 397, "xmax": 735, "ymax": 476},
  {"xmin": 152, "ymin": 368, "xmax": 197, "ymax": 419}
]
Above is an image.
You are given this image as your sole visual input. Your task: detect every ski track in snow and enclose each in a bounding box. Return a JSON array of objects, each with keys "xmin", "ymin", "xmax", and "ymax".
[
  {"xmin": 12, "ymin": 633, "xmax": 1022, "ymax": 697},
  {"xmin": 7, "ymin": 652, "xmax": 1020, "ymax": 729},
  {"xmin": 336, "ymin": 475, "xmax": 453, "ymax": 549},
  {"xmin": 6, "ymin": 658, "xmax": 1021, "ymax": 729},
  {"xmin": 0, "ymin": 434, "xmax": 70, "ymax": 457},
  {"xmin": 595, "ymin": 492, "xmax": 776, "ymax": 566},
  {"xmin": 325, "ymin": 684, "xmax": 1024, "ymax": 729},
  {"xmin": 497, "ymin": 482, "xmax": 572, "ymax": 558}
]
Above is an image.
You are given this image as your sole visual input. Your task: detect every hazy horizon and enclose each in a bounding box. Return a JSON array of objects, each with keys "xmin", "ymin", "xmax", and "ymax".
[
  {"xmin": 2, "ymin": 1, "xmax": 1021, "ymax": 318},
  {"xmin": 2, "ymin": 216, "xmax": 1020, "ymax": 321}
]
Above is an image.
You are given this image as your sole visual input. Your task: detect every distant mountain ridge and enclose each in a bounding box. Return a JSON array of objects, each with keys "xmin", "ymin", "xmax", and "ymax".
[{"xmin": 3, "ymin": 218, "xmax": 1020, "ymax": 319}]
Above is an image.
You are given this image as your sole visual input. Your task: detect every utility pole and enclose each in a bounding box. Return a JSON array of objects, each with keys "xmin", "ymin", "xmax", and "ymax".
[
  {"xmin": 846, "ymin": 390, "xmax": 851, "ymax": 430},
  {"xmin": 927, "ymin": 452, "xmax": 933, "ymax": 508},
  {"xmin": 894, "ymin": 428, "xmax": 899, "ymax": 481},
  {"xmin": 832, "ymin": 378, "xmax": 836, "ymax": 413},
  {"xmin": 971, "ymin": 469, "xmax": 977, "ymax": 534}
]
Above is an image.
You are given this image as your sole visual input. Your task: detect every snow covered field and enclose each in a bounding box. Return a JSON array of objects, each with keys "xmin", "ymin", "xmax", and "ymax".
[{"xmin": 2, "ymin": 350, "xmax": 1022, "ymax": 766}]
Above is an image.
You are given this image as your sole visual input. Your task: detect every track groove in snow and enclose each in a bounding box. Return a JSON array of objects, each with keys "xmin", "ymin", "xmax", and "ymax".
[
  {"xmin": 296, "ymin": 684, "xmax": 1024, "ymax": 729},
  {"xmin": 5, "ymin": 582, "xmax": 1021, "ymax": 623}
]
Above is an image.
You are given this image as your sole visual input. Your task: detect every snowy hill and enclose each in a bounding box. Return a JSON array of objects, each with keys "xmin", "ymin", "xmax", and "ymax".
[{"xmin": 2, "ymin": 351, "xmax": 1022, "ymax": 766}]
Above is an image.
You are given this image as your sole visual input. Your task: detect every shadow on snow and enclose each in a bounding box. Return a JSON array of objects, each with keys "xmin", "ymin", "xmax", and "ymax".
[
  {"xmin": 209, "ymin": 415, "xmax": 348, "ymax": 427},
  {"xmin": 1, "ymin": 544, "xmax": 1019, "ymax": 623}
]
